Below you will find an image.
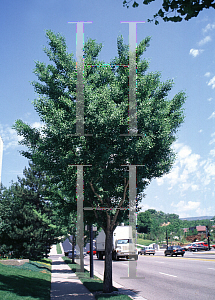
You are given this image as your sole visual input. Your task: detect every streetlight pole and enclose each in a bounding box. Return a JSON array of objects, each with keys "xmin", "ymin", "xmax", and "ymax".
[{"xmin": 90, "ymin": 224, "xmax": 94, "ymax": 278}]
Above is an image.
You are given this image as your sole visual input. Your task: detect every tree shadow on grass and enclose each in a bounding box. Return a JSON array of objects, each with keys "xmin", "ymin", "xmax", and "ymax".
[{"xmin": 0, "ymin": 273, "xmax": 50, "ymax": 300}]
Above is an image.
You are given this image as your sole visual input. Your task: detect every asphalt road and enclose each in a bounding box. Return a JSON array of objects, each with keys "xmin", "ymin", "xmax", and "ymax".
[{"xmin": 83, "ymin": 250, "xmax": 215, "ymax": 300}]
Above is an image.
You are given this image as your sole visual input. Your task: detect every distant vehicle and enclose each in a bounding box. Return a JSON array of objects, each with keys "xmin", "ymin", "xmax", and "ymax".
[
  {"xmin": 211, "ymin": 244, "xmax": 215, "ymax": 249},
  {"xmin": 164, "ymin": 245, "xmax": 185, "ymax": 257},
  {"xmin": 68, "ymin": 250, "xmax": 79, "ymax": 258},
  {"xmin": 138, "ymin": 246, "xmax": 155, "ymax": 255},
  {"xmin": 188, "ymin": 244, "xmax": 208, "ymax": 252},
  {"xmin": 183, "ymin": 243, "xmax": 195, "ymax": 251},
  {"xmin": 66, "ymin": 250, "xmax": 87, "ymax": 258},
  {"xmin": 96, "ymin": 226, "xmax": 138, "ymax": 261},
  {"xmin": 87, "ymin": 250, "xmax": 97, "ymax": 255}
]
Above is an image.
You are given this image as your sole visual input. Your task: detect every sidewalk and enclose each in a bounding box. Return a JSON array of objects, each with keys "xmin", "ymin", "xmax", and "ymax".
[
  {"xmin": 49, "ymin": 244, "xmax": 147, "ymax": 300},
  {"xmin": 49, "ymin": 245, "xmax": 95, "ymax": 300}
]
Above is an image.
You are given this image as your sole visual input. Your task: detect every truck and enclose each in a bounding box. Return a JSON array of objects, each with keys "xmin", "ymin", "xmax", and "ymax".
[{"xmin": 96, "ymin": 225, "xmax": 138, "ymax": 260}]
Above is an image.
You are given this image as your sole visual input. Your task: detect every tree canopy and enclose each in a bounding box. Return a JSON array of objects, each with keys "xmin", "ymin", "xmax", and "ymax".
[
  {"xmin": 14, "ymin": 30, "xmax": 186, "ymax": 292},
  {"xmin": 123, "ymin": 0, "xmax": 215, "ymax": 24}
]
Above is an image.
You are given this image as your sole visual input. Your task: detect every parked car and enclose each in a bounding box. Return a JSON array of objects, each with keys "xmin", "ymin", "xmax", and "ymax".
[
  {"xmin": 211, "ymin": 244, "xmax": 215, "ymax": 249},
  {"xmin": 164, "ymin": 245, "xmax": 185, "ymax": 257},
  {"xmin": 67, "ymin": 250, "xmax": 87, "ymax": 258},
  {"xmin": 138, "ymin": 246, "xmax": 155, "ymax": 255},
  {"xmin": 188, "ymin": 243, "xmax": 208, "ymax": 251},
  {"xmin": 183, "ymin": 243, "xmax": 195, "ymax": 251}
]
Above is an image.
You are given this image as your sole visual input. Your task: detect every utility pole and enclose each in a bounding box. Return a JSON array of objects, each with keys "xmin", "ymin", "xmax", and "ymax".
[
  {"xmin": 206, "ymin": 225, "xmax": 210, "ymax": 250},
  {"xmin": 166, "ymin": 229, "xmax": 168, "ymax": 249}
]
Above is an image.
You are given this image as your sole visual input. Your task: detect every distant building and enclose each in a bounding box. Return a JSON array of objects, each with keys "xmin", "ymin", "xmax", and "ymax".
[
  {"xmin": 0, "ymin": 135, "xmax": 3, "ymax": 184},
  {"xmin": 183, "ymin": 228, "xmax": 188, "ymax": 233},
  {"xmin": 189, "ymin": 225, "xmax": 206, "ymax": 234}
]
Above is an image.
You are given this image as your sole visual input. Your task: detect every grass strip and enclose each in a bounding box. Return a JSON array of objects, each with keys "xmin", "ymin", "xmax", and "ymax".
[
  {"xmin": 56, "ymin": 243, "xmax": 62, "ymax": 254},
  {"xmin": 0, "ymin": 258, "xmax": 51, "ymax": 300},
  {"xmin": 62, "ymin": 257, "xmax": 132, "ymax": 300}
]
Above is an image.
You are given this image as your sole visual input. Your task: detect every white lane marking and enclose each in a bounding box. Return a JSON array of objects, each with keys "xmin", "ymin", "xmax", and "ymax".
[
  {"xmin": 155, "ymin": 261, "xmax": 164, "ymax": 263},
  {"xmin": 208, "ymin": 268, "xmax": 215, "ymax": 270},
  {"xmin": 121, "ymin": 263, "xmax": 128, "ymax": 266},
  {"xmin": 159, "ymin": 272, "xmax": 177, "ymax": 278}
]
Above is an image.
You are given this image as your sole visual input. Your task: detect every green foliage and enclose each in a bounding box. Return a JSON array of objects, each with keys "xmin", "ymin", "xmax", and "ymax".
[
  {"xmin": 187, "ymin": 229, "xmax": 198, "ymax": 236},
  {"xmin": 137, "ymin": 209, "xmax": 183, "ymax": 241},
  {"xmin": 14, "ymin": 30, "xmax": 186, "ymax": 234},
  {"xmin": 0, "ymin": 163, "xmax": 63, "ymax": 259},
  {"xmin": 123, "ymin": 0, "xmax": 215, "ymax": 24}
]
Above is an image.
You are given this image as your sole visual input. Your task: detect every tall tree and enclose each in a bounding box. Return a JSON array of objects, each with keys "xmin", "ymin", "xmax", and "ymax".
[
  {"xmin": 123, "ymin": 0, "xmax": 215, "ymax": 24},
  {"xmin": 14, "ymin": 30, "xmax": 186, "ymax": 292}
]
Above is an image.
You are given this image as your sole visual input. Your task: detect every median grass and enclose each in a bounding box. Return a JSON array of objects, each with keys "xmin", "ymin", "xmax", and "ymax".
[
  {"xmin": 63, "ymin": 257, "xmax": 131, "ymax": 300},
  {"xmin": 56, "ymin": 243, "xmax": 62, "ymax": 254},
  {"xmin": 137, "ymin": 238, "xmax": 154, "ymax": 246},
  {"xmin": 0, "ymin": 258, "xmax": 51, "ymax": 300}
]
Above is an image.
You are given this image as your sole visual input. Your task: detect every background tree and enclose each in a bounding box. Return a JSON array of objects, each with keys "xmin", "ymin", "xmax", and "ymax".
[
  {"xmin": 0, "ymin": 163, "xmax": 63, "ymax": 259},
  {"xmin": 137, "ymin": 211, "xmax": 152, "ymax": 233},
  {"xmin": 14, "ymin": 30, "xmax": 185, "ymax": 292},
  {"xmin": 123, "ymin": 0, "xmax": 215, "ymax": 24}
]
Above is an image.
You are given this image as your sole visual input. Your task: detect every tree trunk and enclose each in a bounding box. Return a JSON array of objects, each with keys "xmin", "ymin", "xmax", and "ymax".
[{"xmin": 103, "ymin": 227, "xmax": 113, "ymax": 293}]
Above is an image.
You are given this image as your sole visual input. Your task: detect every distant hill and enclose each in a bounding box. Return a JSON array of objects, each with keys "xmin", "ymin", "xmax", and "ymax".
[{"xmin": 180, "ymin": 216, "xmax": 214, "ymax": 221}]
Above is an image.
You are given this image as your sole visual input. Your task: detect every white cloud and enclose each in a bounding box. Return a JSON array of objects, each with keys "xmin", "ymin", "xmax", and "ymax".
[
  {"xmin": 189, "ymin": 48, "xmax": 204, "ymax": 57},
  {"xmin": 31, "ymin": 121, "xmax": 43, "ymax": 129},
  {"xmin": 203, "ymin": 23, "xmax": 215, "ymax": 33},
  {"xmin": 191, "ymin": 184, "xmax": 199, "ymax": 191},
  {"xmin": 204, "ymin": 72, "xmax": 211, "ymax": 77},
  {"xmin": 208, "ymin": 76, "xmax": 215, "ymax": 89},
  {"xmin": 198, "ymin": 35, "xmax": 211, "ymax": 46},
  {"xmin": 195, "ymin": 206, "xmax": 213, "ymax": 216},
  {"xmin": 0, "ymin": 124, "xmax": 23, "ymax": 151},
  {"xmin": 199, "ymin": 129, "xmax": 203, "ymax": 133},
  {"xmin": 178, "ymin": 145, "xmax": 192, "ymax": 159},
  {"xmin": 208, "ymin": 98, "xmax": 213, "ymax": 101},
  {"xmin": 209, "ymin": 149, "xmax": 215, "ymax": 157},
  {"xmin": 204, "ymin": 161, "xmax": 215, "ymax": 177},
  {"xmin": 209, "ymin": 132, "xmax": 215, "ymax": 145},
  {"xmin": 171, "ymin": 200, "xmax": 200, "ymax": 212},
  {"xmin": 208, "ymin": 111, "xmax": 215, "ymax": 119}
]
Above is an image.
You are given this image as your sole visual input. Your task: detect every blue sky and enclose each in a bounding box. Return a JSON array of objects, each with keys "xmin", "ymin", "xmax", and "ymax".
[{"xmin": 0, "ymin": 0, "xmax": 215, "ymax": 218}]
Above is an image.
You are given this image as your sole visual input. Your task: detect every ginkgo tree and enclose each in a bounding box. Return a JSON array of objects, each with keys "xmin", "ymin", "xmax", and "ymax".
[{"xmin": 14, "ymin": 30, "xmax": 186, "ymax": 293}]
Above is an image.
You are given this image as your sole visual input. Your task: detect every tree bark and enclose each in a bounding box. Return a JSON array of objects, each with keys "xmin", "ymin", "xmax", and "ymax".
[{"xmin": 103, "ymin": 225, "xmax": 113, "ymax": 293}]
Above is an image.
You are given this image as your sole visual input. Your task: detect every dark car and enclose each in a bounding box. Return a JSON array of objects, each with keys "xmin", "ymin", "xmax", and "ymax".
[
  {"xmin": 164, "ymin": 245, "xmax": 185, "ymax": 257},
  {"xmin": 188, "ymin": 243, "xmax": 208, "ymax": 251},
  {"xmin": 138, "ymin": 246, "xmax": 155, "ymax": 255}
]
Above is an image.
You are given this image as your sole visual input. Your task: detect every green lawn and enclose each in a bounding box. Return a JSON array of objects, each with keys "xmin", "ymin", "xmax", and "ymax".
[
  {"xmin": 137, "ymin": 238, "xmax": 154, "ymax": 246},
  {"xmin": 56, "ymin": 243, "xmax": 62, "ymax": 254},
  {"xmin": 63, "ymin": 257, "xmax": 131, "ymax": 300},
  {"xmin": 0, "ymin": 259, "xmax": 51, "ymax": 300}
]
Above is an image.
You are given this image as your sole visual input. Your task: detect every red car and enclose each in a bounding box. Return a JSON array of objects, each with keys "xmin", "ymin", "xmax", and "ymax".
[
  {"xmin": 211, "ymin": 244, "xmax": 215, "ymax": 249},
  {"xmin": 87, "ymin": 250, "xmax": 96, "ymax": 255}
]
